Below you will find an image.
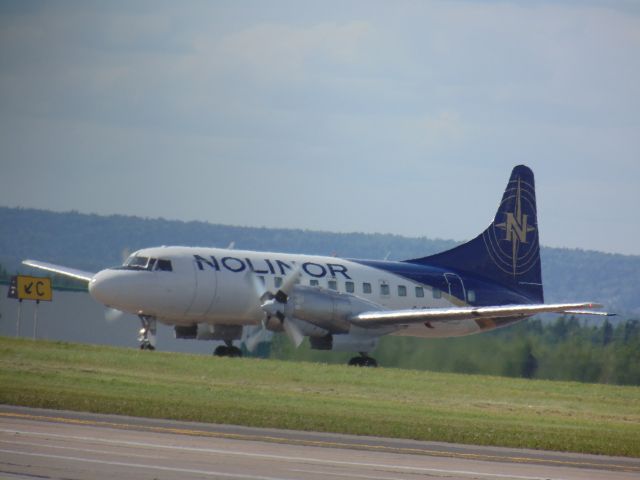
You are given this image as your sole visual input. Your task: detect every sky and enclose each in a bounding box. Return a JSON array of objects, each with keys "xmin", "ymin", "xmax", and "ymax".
[{"xmin": 1, "ymin": 1, "xmax": 639, "ymax": 255}]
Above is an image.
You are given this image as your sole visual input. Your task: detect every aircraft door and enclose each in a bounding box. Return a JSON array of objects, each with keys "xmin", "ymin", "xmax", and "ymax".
[
  {"xmin": 187, "ymin": 261, "xmax": 217, "ymax": 316},
  {"xmin": 444, "ymin": 273, "xmax": 466, "ymax": 303}
]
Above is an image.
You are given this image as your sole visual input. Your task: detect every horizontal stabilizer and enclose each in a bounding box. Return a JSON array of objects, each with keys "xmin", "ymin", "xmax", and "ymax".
[
  {"xmin": 22, "ymin": 259, "xmax": 94, "ymax": 282},
  {"xmin": 351, "ymin": 302, "xmax": 609, "ymax": 328}
]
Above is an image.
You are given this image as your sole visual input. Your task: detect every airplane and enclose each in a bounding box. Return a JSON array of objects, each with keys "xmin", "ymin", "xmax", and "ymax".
[{"xmin": 23, "ymin": 165, "xmax": 611, "ymax": 366}]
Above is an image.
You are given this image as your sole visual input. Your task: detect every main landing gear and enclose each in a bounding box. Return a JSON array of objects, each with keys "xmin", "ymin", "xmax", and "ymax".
[
  {"xmin": 348, "ymin": 353, "xmax": 378, "ymax": 367},
  {"xmin": 214, "ymin": 340, "xmax": 243, "ymax": 358},
  {"xmin": 138, "ymin": 315, "xmax": 157, "ymax": 350}
]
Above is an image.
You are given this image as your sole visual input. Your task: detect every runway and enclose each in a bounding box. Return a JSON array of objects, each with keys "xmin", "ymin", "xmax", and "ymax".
[{"xmin": 1, "ymin": 405, "xmax": 639, "ymax": 480}]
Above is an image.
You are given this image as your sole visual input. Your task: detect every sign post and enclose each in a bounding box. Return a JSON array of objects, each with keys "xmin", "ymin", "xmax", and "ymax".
[
  {"xmin": 16, "ymin": 300, "xmax": 22, "ymax": 337},
  {"xmin": 7, "ymin": 275, "xmax": 53, "ymax": 338},
  {"xmin": 33, "ymin": 300, "xmax": 40, "ymax": 340}
]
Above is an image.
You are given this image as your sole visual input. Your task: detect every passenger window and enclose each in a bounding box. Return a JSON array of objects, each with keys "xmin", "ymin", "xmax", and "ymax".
[
  {"xmin": 467, "ymin": 290, "xmax": 476, "ymax": 302},
  {"xmin": 274, "ymin": 277, "xmax": 283, "ymax": 288},
  {"xmin": 328, "ymin": 280, "xmax": 337, "ymax": 290},
  {"xmin": 345, "ymin": 281, "xmax": 355, "ymax": 293},
  {"xmin": 310, "ymin": 279, "xmax": 319, "ymax": 287},
  {"xmin": 363, "ymin": 282, "xmax": 372, "ymax": 294},
  {"xmin": 398, "ymin": 285, "xmax": 407, "ymax": 297},
  {"xmin": 415, "ymin": 286, "xmax": 425, "ymax": 298},
  {"xmin": 433, "ymin": 288, "xmax": 442, "ymax": 299},
  {"xmin": 380, "ymin": 284, "xmax": 390, "ymax": 295},
  {"xmin": 156, "ymin": 259, "xmax": 173, "ymax": 271}
]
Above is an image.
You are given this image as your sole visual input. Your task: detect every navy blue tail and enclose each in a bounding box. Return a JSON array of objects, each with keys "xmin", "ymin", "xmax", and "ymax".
[{"xmin": 405, "ymin": 165, "xmax": 543, "ymax": 302}]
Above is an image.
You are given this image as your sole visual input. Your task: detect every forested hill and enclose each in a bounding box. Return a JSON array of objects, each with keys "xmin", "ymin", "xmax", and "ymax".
[{"xmin": 1, "ymin": 206, "xmax": 639, "ymax": 315}]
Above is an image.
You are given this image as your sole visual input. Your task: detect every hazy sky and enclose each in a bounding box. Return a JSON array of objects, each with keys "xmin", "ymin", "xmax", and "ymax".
[{"xmin": 1, "ymin": 1, "xmax": 639, "ymax": 255}]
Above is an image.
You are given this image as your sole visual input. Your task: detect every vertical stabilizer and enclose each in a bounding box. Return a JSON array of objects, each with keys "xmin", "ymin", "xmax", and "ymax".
[{"xmin": 406, "ymin": 165, "xmax": 543, "ymax": 302}]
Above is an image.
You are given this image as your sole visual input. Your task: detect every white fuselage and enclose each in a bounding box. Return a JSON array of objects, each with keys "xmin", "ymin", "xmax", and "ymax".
[{"xmin": 89, "ymin": 246, "xmax": 482, "ymax": 338}]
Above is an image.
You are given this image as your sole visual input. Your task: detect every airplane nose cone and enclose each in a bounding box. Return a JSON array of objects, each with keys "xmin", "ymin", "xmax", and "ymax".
[
  {"xmin": 88, "ymin": 270, "xmax": 121, "ymax": 306},
  {"xmin": 89, "ymin": 269, "xmax": 148, "ymax": 313}
]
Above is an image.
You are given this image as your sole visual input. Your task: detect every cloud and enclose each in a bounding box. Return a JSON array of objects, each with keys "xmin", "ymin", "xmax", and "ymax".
[
  {"xmin": 214, "ymin": 21, "xmax": 374, "ymax": 79},
  {"xmin": 0, "ymin": 1, "xmax": 639, "ymax": 253}
]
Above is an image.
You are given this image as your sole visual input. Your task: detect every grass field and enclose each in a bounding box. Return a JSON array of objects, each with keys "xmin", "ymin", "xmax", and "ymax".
[{"xmin": 1, "ymin": 336, "xmax": 639, "ymax": 457}]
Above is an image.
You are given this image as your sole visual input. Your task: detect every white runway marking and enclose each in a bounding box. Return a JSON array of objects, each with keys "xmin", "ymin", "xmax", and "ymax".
[
  {"xmin": 0, "ymin": 428, "xmax": 566, "ymax": 480},
  {"xmin": 0, "ymin": 438, "xmax": 162, "ymax": 459},
  {"xmin": 288, "ymin": 468, "xmax": 409, "ymax": 480},
  {"xmin": 0, "ymin": 448, "xmax": 294, "ymax": 480}
]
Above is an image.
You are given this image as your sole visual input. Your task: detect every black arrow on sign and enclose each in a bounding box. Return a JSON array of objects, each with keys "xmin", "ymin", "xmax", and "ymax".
[{"xmin": 24, "ymin": 282, "xmax": 34, "ymax": 295}]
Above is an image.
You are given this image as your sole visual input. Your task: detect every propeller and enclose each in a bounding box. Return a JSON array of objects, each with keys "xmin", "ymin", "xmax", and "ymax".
[{"xmin": 245, "ymin": 265, "xmax": 304, "ymax": 350}]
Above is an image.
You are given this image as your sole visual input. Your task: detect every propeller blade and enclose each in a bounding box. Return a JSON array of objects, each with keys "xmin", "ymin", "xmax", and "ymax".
[
  {"xmin": 247, "ymin": 264, "xmax": 301, "ymax": 306},
  {"xmin": 245, "ymin": 325, "xmax": 270, "ymax": 352},
  {"xmin": 278, "ymin": 264, "xmax": 302, "ymax": 298},
  {"xmin": 283, "ymin": 317, "xmax": 305, "ymax": 348},
  {"xmin": 247, "ymin": 270, "xmax": 272, "ymax": 304}
]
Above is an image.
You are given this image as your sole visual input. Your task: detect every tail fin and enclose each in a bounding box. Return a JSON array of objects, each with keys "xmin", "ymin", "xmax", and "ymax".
[{"xmin": 406, "ymin": 165, "xmax": 543, "ymax": 302}]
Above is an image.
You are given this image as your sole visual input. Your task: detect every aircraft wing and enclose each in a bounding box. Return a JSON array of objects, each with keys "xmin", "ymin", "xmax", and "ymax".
[
  {"xmin": 351, "ymin": 302, "xmax": 613, "ymax": 328},
  {"xmin": 22, "ymin": 259, "xmax": 95, "ymax": 282}
]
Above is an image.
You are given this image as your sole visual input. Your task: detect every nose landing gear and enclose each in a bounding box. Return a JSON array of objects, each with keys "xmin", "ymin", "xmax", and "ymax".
[{"xmin": 138, "ymin": 315, "xmax": 157, "ymax": 350}]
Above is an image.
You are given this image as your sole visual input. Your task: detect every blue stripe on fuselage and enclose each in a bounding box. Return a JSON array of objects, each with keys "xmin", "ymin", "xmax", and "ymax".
[{"xmin": 348, "ymin": 259, "xmax": 535, "ymax": 306}]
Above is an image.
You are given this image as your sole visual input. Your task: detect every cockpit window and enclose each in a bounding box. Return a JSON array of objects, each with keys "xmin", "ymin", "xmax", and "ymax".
[
  {"xmin": 126, "ymin": 256, "xmax": 150, "ymax": 269},
  {"xmin": 121, "ymin": 255, "xmax": 162, "ymax": 271},
  {"xmin": 156, "ymin": 259, "xmax": 173, "ymax": 271},
  {"xmin": 122, "ymin": 255, "xmax": 171, "ymax": 271}
]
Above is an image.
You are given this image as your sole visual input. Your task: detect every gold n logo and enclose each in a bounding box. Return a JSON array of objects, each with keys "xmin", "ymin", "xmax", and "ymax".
[
  {"xmin": 503, "ymin": 212, "xmax": 530, "ymax": 244},
  {"xmin": 494, "ymin": 177, "xmax": 537, "ymax": 276}
]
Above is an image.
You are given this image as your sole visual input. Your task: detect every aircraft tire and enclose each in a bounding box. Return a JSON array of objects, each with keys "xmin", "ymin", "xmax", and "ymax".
[
  {"xmin": 348, "ymin": 356, "xmax": 378, "ymax": 367},
  {"xmin": 213, "ymin": 345, "xmax": 229, "ymax": 356},
  {"xmin": 228, "ymin": 346, "xmax": 243, "ymax": 357},
  {"xmin": 214, "ymin": 345, "xmax": 243, "ymax": 357}
]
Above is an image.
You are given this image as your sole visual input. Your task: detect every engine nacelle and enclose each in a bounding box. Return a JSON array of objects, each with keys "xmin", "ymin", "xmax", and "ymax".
[
  {"xmin": 174, "ymin": 323, "xmax": 243, "ymax": 341},
  {"xmin": 283, "ymin": 286, "xmax": 383, "ymax": 333}
]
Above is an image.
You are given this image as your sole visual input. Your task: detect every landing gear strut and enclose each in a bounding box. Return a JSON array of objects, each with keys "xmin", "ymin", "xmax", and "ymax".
[
  {"xmin": 213, "ymin": 340, "xmax": 243, "ymax": 357},
  {"xmin": 138, "ymin": 315, "xmax": 157, "ymax": 350},
  {"xmin": 348, "ymin": 353, "xmax": 378, "ymax": 367}
]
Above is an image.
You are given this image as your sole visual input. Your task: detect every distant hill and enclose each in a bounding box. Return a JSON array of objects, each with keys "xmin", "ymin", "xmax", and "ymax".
[{"xmin": 1, "ymin": 206, "xmax": 639, "ymax": 315}]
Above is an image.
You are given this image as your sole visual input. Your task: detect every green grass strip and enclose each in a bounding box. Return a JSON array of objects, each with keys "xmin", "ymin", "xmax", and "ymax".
[{"xmin": 1, "ymin": 336, "xmax": 639, "ymax": 457}]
